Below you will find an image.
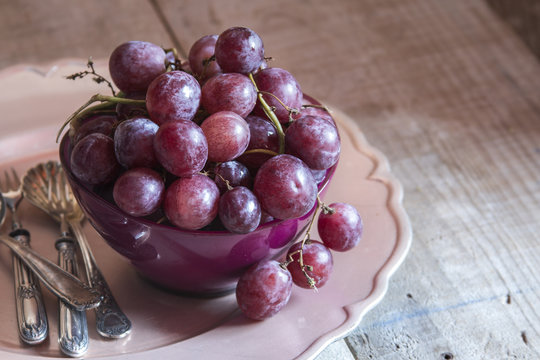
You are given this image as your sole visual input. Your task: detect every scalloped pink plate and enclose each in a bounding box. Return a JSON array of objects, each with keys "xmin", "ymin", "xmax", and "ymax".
[{"xmin": 0, "ymin": 61, "xmax": 411, "ymax": 359}]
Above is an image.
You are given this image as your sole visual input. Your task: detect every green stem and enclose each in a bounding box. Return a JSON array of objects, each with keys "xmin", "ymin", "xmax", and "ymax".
[
  {"xmin": 248, "ymin": 73, "xmax": 285, "ymax": 154},
  {"xmin": 56, "ymin": 94, "xmax": 146, "ymax": 142},
  {"xmin": 241, "ymin": 149, "xmax": 279, "ymax": 157}
]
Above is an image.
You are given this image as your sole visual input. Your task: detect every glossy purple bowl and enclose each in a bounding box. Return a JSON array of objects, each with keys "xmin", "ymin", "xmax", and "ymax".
[{"xmin": 59, "ymin": 106, "xmax": 337, "ymax": 297}]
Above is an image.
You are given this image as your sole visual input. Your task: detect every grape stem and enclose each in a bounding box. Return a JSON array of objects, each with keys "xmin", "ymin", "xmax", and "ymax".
[
  {"xmin": 56, "ymin": 94, "xmax": 146, "ymax": 142},
  {"xmin": 65, "ymin": 58, "xmax": 117, "ymax": 96},
  {"xmin": 241, "ymin": 149, "xmax": 279, "ymax": 157},
  {"xmin": 282, "ymin": 195, "xmax": 328, "ymax": 290},
  {"xmin": 258, "ymin": 90, "xmax": 300, "ymax": 123},
  {"xmin": 248, "ymin": 73, "xmax": 285, "ymax": 154}
]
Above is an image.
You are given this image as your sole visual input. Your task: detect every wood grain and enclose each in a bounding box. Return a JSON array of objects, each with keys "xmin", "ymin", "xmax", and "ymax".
[{"xmin": 1, "ymin": 0, "xmax": 539, "ymax": 358}]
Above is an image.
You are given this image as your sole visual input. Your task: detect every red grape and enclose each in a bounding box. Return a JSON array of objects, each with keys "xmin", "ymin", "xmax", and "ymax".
[
  {"xmin": 214, "ymin": 161, "xmax": 252, "ymax": 193},
  {"xmin": 215, "ymin": 27, "xmax": 265, "ymax": 74},
  {"xmin": 201, "ymin": 73, "xmax": 257, "ymax": 118},
  {"xmin": 153, "ymin": 120, "xmax": 208, "ymax": 177},
  {"xmin": 253, "ymin": 67, "xmax": 303, "ymax": 124},
  {"xmin": 318, "ymin": 203, "xmax": 363, "ymax": 252},
  {"xmin": 109, "ymin": 41, "xmax": 166, "ymax": 93},
  {"xmin": 163, "ymin": 174, "xmax": 220, "ymax": 230},
  {"xmin": 237, "ymin": 114, "xmax": 279, "ymax": 170},
  {"xmin": 253, "ymin": 154, "xmax": 317, "ymax": 220},
  {"xmin": 188, "ymin": 34, "xmax": 222, "ymax": 81},
  {"xmin": 286, "ymin": 240, "xmax": 333, "ymax": 289},
  {"xmin": 236, "ymin": 260, "xmax": 292, "ymax": 320},
  {"xmin": 114, "ymin": 117, "xmax": 159, "ymax": 169},
  {"xmin": 146, "ymin": 71, "xmax": 201, "ymax": 125},
  {"xmin": 200, "ymin": 111, "xmax": 250, "ymax": 162},
  {"xmin": 292, "ymin": 106, "xmax": 335, "ymax": 127},
  {"xmin": 73, "ymin": 115, "xmax": 117, "ymax": 144},
  {"xmin": 113, "ymin": 168, "xmax": 165, "ymax": 217},
  {"xmin": 70, "ymin": 133, "xmax": 120, "ymax": 185},
  {"xmin": 285, "ymin": 114, "xmax": 340, "ymax": 170},
  {"xmin": 219, "ymin": 187, "xmax": 261, "ymax": 234},
  {"xmin": 116, "ymin": 91, "xmax": 147, "ymax": 120}
]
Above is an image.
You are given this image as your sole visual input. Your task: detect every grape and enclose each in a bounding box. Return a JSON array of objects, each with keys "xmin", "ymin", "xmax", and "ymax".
[
  {"xmin": 219, "ymin": 187, "xmax": 261, "ymax": 234},
  {"xmin": 259, "ymin": 211, "xmax": 275, "ymax": 225},
  {"xmin": 236, "ymin": 260, "xmax": 292, "ymax": 320},
  {"xmin": 163, "ymin": 174, "xmax": 220, "ymax": 230},
  {"xmin": 318, "ymin": 203, "xmax": 363, "ymax": 252},
  {"xmin": 237, "ymin": 114, "xmax": 279, "ymax": 170},
  {"xmin": 201, "ymin": 73, "xmax": 257, "ymax": 118},
  {"xmin": 310, "ymin": 168, "xmax": 327, "ymax": 185},
  {"xmin": 285, "ymin": 115, "xmax": 340, "ymax": 170},
  {"xmin": 292, "ymin": 106, "xmax": 335, "ymax": 127},
  {"xmin": 253, "ymin": 154, "xmax": 317, "ymax": 220},
  {"xmin": 146, "ymin": 71, "xmax": 201, "ymax": 125},
  {"xmin": 113, "ymin": 168, "xmax": 165, "ymax": 217},
  {"xmin": 116, "ymin": 92, "xmax": 147, "ymax": 120},
  {"xmin": 188, "ymin": 34, "xmax": 222, "ymax": 81},
  {"xmin": 109, "ymin": 41, "xmax": 166, "ymax": 93},
  {"xmin": 200, "ymin": 111, "xmax": 250, "ymax": 162},
  {"xmin": 70, "ymin": 133, "xmax": 120, "ymax": 185},
  {"xmin": 214, "ymin": 161, "xmax": 252, "ymax": 193},
  {"xmin": 114, "ymin": 117, "xmax": 159, "ymax": 169},
  {"xmin": 253, "ymin": 67, "xmax": 303, "ymax": 123},
  {"xmin": 153, "ymin": 120, "xmax": 208, "ymax": 177},
  {"xmin": 73, "ymin": 115, "xmax": 117, "ymax": 144},
  {"xmin": 286, "ymin": 240, "xmax": 333, "ymax": 289},
  {"xmin": 215, "ymin": 27, "xmax": 265, "ymax": 74}
]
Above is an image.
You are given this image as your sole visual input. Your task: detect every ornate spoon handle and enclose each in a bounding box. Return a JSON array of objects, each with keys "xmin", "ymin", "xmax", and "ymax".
[
  {"xmin": 56, "ymin": 237, "xmax": 88, "ymax": 357},
  {"xmin": 0, "ymin": 234, "xmax": 101, "ymax": 311},
  {"xmin": 69, "ymin": 221, "xmax": 132, "ymax": 338},
  {"xmin": 11, "ymin": 228, "xmax": 48, "ymax": 345}
]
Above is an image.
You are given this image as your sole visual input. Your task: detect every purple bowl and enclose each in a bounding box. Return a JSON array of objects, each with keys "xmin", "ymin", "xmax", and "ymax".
[{"xmin": 59, "ymin": 102, "xmax": 337, "ymax": 297}]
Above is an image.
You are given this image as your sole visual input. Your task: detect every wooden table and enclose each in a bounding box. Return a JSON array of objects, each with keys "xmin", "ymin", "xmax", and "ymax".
[{"xmin": 1, "ymin": 0, "xmax": 539, "ymax": 358}]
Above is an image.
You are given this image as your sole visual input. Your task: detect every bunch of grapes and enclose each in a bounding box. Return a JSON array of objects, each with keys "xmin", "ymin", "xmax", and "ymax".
[{"xmin": 62, "ymin": 26, "xmax": 363, "ymax": 320}]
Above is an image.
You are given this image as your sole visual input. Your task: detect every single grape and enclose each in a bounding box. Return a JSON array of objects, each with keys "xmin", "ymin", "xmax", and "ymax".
[
  {"xmin": 318, "ymin": 203, "xmax": 363, "ymax": 252},
  {"xmin": 113, "ymin": 168, "xmax": 165, "ymax": 217},
  {"xmin": 109, "ymin": 41, "xmax": 166, "ymax": 93},
  {"xmin": 114, "ymin": 117, "xmax": 159, "ymax": 169},
  {"xmin": 200, "ymin": 111, "xmax": 250, "ymax": 162},
  {"xmin": 219, "ymin": 187, "xmax": 261, "ymax": 234},
  {"xmin": 73, "ymin": 114, "xmax": 117, "ymax": 144},
  {"xmin": 286, "ymin": 240, "xmax": 333, "ymax": 289},
  {"xmin": 236, "ymin": 260, "xmax": 292, "ymax": 320},
  {"xmin": 285, "ymin": 114, "xmax": 340, "ymax": 170},
  {"xmin": 237, "ymin": 114, "xmax": 279, "ymax": 170},
  {"xmin": 153, "ymin": 120, "xmax": 208, "ymax": 177},
  {"xmin": 215, "ymin": 27, "xmax": 265, "ymax": 74},
  {"xmin": 163, "ymin": 174, "xmax": 220, "ymax": 230},
  {"xmin": 116, "ymin": 92, "xmax": 147, "ymax": 120},
  {"xmin": 310, "ymin": 168, "xmax": 327, "ymax": 185},
  {"xmin": 146, "ymin": 71, "xmax": 201, "ymax": 125},
  {"xmin": 70, "ymin": 133, "xmax": 120, "ymax": 185},
  {"xmin": 214, "ymin": 161, "xmax": 252, "ymax": 193},
  {"xmin": 201, "ymin": 73, "xmax": 257, "ymax": 118},
  {"xmin": 188, "ymin": 34, "xmax": 222, "ymax": 81},
  {"xmin": 253, "ymin": 154, "xmax": 317, "ymax": 220},
  {"xmin": 292, "ymin": 106, "xmax": 335, "ymax": 127},
  {"xmin": 253, "ymin": 67, "xmax": 303, "ymax": 124},
  {"xmin": 259, "ymin": 211, "xmax": 275, "ymax": 225}
]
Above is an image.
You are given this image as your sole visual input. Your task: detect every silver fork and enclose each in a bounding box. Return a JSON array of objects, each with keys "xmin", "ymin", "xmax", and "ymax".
[{"xmin": 0, "ymin": 168, "xmax": 48, "ymax": 345}]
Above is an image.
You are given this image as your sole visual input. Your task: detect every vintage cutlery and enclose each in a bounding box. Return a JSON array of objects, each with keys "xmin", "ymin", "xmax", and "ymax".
[
  {"xmin": 23, "ymin": 161, "xmax": 132, "ymax": 339},
  {"xmin": 0, "ymin": 168, "xmax": 48, "ymax": 344}
]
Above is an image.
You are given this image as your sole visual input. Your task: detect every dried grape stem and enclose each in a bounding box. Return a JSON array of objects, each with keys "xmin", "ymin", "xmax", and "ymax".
[{"xmin": 248, "ymin": 73, "xmax": 285, "ymax": 154}]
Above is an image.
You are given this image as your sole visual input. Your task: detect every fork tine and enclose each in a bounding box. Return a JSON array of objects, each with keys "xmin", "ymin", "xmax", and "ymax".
[{"xmin": 11, "ymin": 168, "xmax": 21, "ymax": 188}]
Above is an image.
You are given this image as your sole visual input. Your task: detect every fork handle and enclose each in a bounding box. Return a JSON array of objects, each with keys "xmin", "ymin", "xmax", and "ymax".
[
  {"xmin": 10, "ymin": 228, "xmax": 48, "ymax": 345},
  {"xmin": 0, "ymin": 234, "xmax": 101, "ymax": 311},
  {"xmin": 69, "ymin": 221, "xmax": 132, "ymax": 338},
  {"xmin": 56, "ymin": 237, "xmax": 88, "ymax": 357}
]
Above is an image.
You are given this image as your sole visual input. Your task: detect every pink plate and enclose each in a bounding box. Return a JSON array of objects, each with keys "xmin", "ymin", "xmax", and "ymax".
[{"xmin": 0, "ymin": 61, "xmax": 411, "ymax": 359}]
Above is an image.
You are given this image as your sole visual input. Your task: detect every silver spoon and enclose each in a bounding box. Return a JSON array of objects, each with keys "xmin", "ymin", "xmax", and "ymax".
[
  {"xmin": 0, "ymin": 194, "xmax": 101, "ymax": 311},
  {"xmin": 23, "ymin": 161, "xmax": 132, "ymax": 339}
]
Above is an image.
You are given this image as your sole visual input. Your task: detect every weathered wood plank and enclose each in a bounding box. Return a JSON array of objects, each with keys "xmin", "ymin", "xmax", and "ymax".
[{"xmin": 0, "ymin": 0, "xmax": 171, "ymax": 68}]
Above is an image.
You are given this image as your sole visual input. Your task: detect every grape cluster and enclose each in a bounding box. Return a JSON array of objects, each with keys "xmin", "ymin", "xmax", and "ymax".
[{"xmin": 65, "ymin": 26, "xmax": 363, "ymax": 320}]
